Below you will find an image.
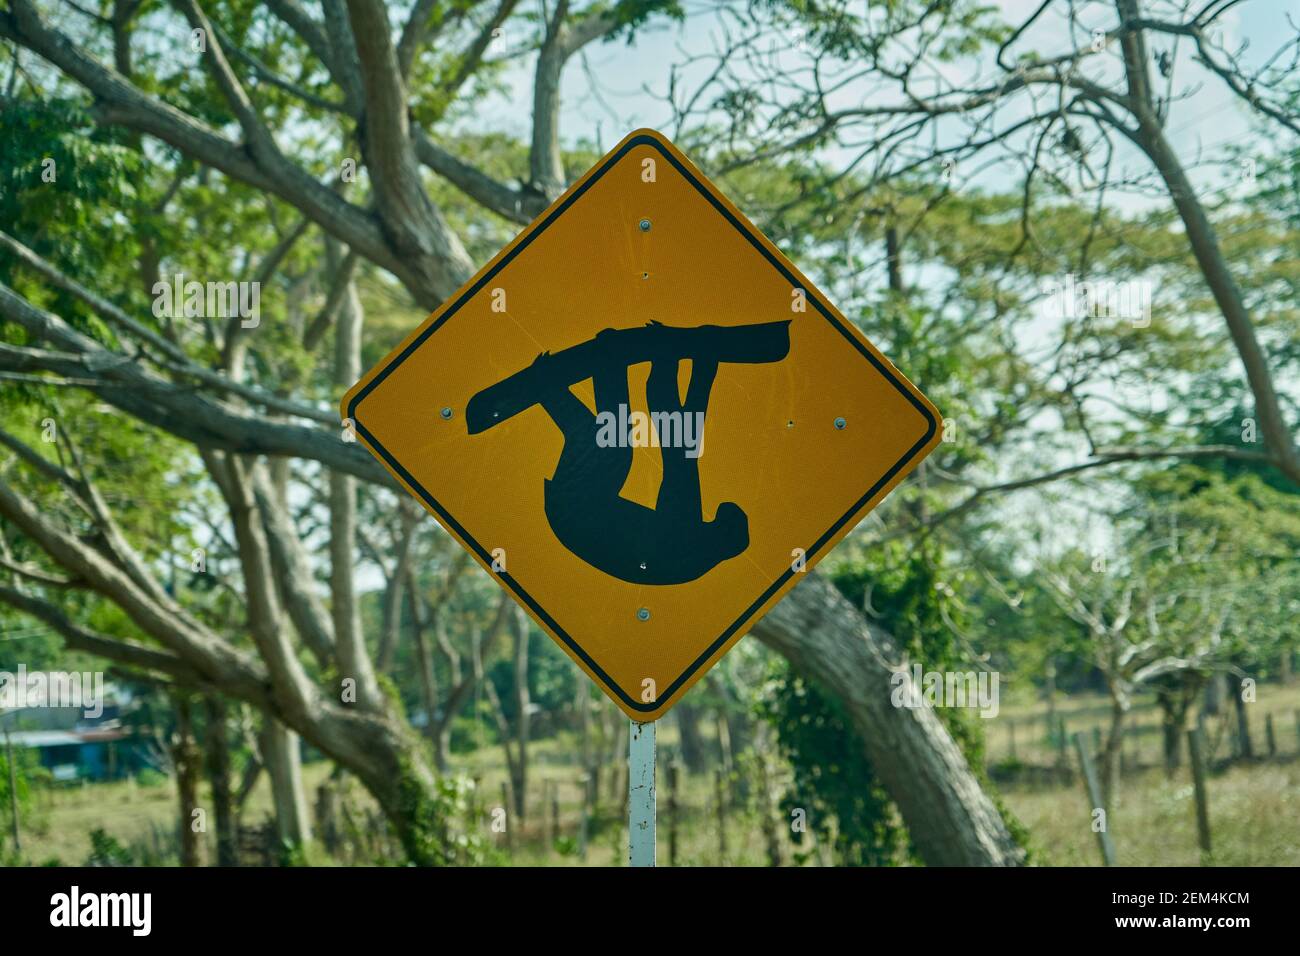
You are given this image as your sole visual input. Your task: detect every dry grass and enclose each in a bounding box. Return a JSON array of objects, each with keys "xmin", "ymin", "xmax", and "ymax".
[
  {"xmin": 1004, "ymin": 759, "xmax": 1300, "ymax": 866},
  {"xmin": 11, "ymin": 685, "xmax": 1300, "ymax": 866}
]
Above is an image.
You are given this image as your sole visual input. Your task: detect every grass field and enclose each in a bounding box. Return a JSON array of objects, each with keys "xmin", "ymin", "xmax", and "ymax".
[{"xmin": 10, "ymin": 685, "xmax": 1300, "ymax": 866}]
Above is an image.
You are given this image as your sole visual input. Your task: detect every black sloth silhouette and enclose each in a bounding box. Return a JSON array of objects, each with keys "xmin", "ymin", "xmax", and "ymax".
[{"xmin": 466, "ymin": 321, "xmax": 791, "ymax": 584}]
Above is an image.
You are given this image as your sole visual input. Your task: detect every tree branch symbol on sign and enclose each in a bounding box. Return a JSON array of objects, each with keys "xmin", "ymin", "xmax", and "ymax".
[{"xmin": 466, "ymin": 320, "xmax": 792, "ymax": 584}]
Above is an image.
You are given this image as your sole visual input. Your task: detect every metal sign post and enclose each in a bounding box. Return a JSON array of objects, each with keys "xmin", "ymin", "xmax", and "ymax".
[
  {"xmin": 628, "ymin": 720, "xmax": 656, "ymax": 866},
  {"xmin": 4, "ymin": 728, "xmax": 20, "ymax": 854}
]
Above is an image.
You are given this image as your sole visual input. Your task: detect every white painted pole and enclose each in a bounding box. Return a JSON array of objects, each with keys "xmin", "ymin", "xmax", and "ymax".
[{"xmin": 628, "ymin": 720, "xmax": 656, "ymax": 866}]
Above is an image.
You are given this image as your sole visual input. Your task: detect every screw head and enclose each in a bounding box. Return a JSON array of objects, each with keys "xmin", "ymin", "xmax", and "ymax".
[
  {"xmin": 834, "ymin": 416, "xmax": 847, "ymax": 430},
  {"xmin": 638, "ymin": 218, "xmax": 652, "ymax": 232},
  {"xmin": 440, "ymin": 407, "xmax": 454, "ymax": 420},
  {"xmin": 636, "ymin": 607, "xmax": 651, "ymax": 621}
]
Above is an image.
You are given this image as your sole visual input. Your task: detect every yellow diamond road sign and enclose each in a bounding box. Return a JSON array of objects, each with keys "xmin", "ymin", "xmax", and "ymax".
[{"xmin": 342, "ymin": 129, "xmax": 941, "ymax": 721}]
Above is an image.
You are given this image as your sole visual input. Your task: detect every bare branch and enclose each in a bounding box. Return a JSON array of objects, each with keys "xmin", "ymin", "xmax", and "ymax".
[
  {"xmin": 413, "ymin": 128, "xmax": 543, "ymax": 225},
  {"xmin": 0, "ymin": 582, "xmax": 209, "ymax": 686},
  {"xmin": 174, "ymin": 0, "xmax": 279, "ymax": 158},
  {"xmin": 0, "ymin": 283, "xmax": 393, "ymax": 484},
  {"xmin": 252, "ymin": 469, "xmax": 336, "ymax": 667},
  {"xmin": 344, "ymin": 0, "xmax": 475, "ymax": 302}
]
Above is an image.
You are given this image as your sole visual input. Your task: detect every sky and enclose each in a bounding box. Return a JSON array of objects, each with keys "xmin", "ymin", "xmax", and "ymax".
[{"xmin": 469, "ymin": 0, "xmax": 1294, "ymax": 209}]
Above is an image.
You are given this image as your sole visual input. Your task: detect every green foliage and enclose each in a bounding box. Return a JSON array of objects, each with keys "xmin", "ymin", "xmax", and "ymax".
[
  {"xmin": 392, "ymin": 757, "xmax": 488, "ymax": 866},
  {"xmin": 603, "ymin": 0, "xmax": 686, "ymax": 42},
  {"xmin": 1194, "ymin": 408, "xmax": 1300, "ymax": 496},
  {"xmin": 278, "ymin": 839, "xmax": 309, "ymax": 868},
  {"xmin": 1133, "ymin": 468, "xmax": 1300, "ymax": 676},
  {"xmin": 134, "ymin": 768, "xmax": 168, "ymax": 789},
  {"xmin": 0, "ymin": 747, "xmax": 33, "ymax": 852},
  {"xmin": 552, "ymin": 834, "xmax": 580, "ymax": 857},
  {"xmin": 0, "ymin": 99, "xmax": 140, "ymax": 286},
  {"xmin": 833, "ymin": 544, "xmax": 991, "ymax": 767},
  {"xmin": 485, "ymin": 630, "xmax": 577, "ymax": 722},
  {"xmin": 756, "ymin": 665, "xmax": 903, "ymax": 865},
  {"xmin": 450, "ymin": 698, "xmax": 501, "ymax": 754},
  {"xmin": 85, "ymin": 827, "xmax": 134, "ymax": 867}
]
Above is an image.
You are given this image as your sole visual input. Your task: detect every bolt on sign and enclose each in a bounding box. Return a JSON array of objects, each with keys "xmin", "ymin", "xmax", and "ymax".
[{"xmin": 342, "ymin": 129, "xmax": 941, "ymax": 721}]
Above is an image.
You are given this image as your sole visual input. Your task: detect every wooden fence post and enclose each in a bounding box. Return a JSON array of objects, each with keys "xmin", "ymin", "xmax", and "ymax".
[
  {"xmin": 4, "ymin": 730, "xmax": 20, "ymax": 855},
  {"xmin": 502, "ymin": 781, "xmax": 513, "ymax": 854},
  {"xmin": 1233, "ymin": 690, "xmax": 1253, "ymax": 759},
  {"xmin": 550, "ymin": 782, "xmax": 561, "ymax": 848},
  {"xmin": 666, "ymin": 761, "xmax": 680, "ymax": 867},
  {"xmin": 1071, "ymin": 732, "xmax": 1116, "ymax": 866},
  {"xmin": 578, "ymin": 773, "xmax": 590, "ymax": 861},
  {"xmin": 1265, "ymin": 713, "xmax": 1277, "ymax": 757},
  {"xmin": 471, "ymin": 773, "xmax": 484, "ymax": 828},
  {"xmin": 714, "ymin": 767, "xmax": 728, "ymax": 863},
  {"xmin": 541, "ymin": 779, "xmax": 553, "ymax": 848},
  {"xmin": 1187, "ymin": 727, "xmax": 1212, "ymax": 860},
  {"xmin": 757, "ymin": 748, "xmax": 783, "ymax": 868}
]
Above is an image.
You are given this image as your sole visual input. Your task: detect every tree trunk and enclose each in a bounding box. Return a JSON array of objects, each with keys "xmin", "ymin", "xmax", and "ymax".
[
  {"xmin": 750, "ymin": 572, "xmax": 1024, "ymax": 866},
  {"xmin": 429, "ymin": 610, "xmax": 457, "ymax": 774},
  {"xmin": 314, "ymin": 711, "xmax": 467, "ymax": 865},
  {"xmin": 606, "ymin": 718, "xmax": 627, "ymax": 806},
  {"xmin": 1100, "ymin": 694, "xmax": 1127, "ymax": 810},
  {"xmin": 1155, "ymin": 678, "xmax": 1200, "ymax": 777},
  {"xmin": 577, "ymin": 680, "xmax": 596, "ymax": 813},
  {"xmin": 328, "ymin": 239, "xmax": 382, "ymax": 710},
  {"xmin": 171, "ymin": 696, "xmax": 205, "ymax": 867},
  {"xmin": 755, "ymin": 730, "xmax": 783, "ymax": 867},
  {"xmin": 1128, "ymin": 84, "xmax": 1300, "ymax": 483},
  {"xmin": 673, "ymin": 701, "xmax": 709, "ymax": 773},
  {"xmin": 510, "ymin": 606, "xmax": 531, "ymax": 820},
  {"xmin": 724, "ymin": 704, "xmax": 752, "ymax": 765},
  {"xmin": 1203, "ymin": 671, "xmax": 1227, "ymax": 717},
  {"xmin": 1233, "ymin": 683, "xmax": 1254, "ymax": 759},
  {"xmin": 1043, "ymin": 656, "xmax": 1058, "ymax": 746},
  {"xmin": 1161, "ymin": 709, "xmax": 1181, "ymax": 775},
  {"xmin": 203, "ymin": 696, "xmax": 238, "ymax": 866},
  {"xmin": 428, "ymin": 597, "xmax": 511, "ymax": 776},
  {"xmin": 260, "ymin": 718, "xmax": 312, "ymax": 851},
  {"xmin": 375, "ymin": 516, "xmax": 416, "ymax": 673},
  {"xmin": 314, "ymin": 771, "xmax": 344, "ymax": 859},
  {"xmin": 406, "ymin": 569, "xmax": 443, "ymax": 766}
]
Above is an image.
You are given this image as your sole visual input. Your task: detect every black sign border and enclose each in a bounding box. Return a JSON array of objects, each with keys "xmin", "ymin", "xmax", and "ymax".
[{"xmin": 348, "ymin": 133, "xmax": 938, "ymax": 715}]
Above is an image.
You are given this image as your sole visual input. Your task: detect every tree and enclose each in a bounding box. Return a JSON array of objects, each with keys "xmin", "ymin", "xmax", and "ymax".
[
  {"xmin": 1037, "ymin": 467, "xmax": 1300, "ymax": 805},
  {"xmin": 689, "ymin": 0, "xmax": 1300, "ymax": 483},
  {"xmin": 16, "ymin": 0, "xmax": 1264, "ymax": 866}
]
